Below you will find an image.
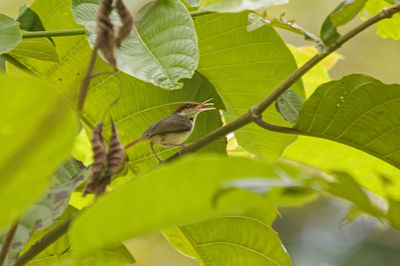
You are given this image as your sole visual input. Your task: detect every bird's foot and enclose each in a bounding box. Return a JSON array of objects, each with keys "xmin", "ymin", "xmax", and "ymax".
[{"xmin": 178, "ymin": 144, "xmax": 187, "ymax": 154}]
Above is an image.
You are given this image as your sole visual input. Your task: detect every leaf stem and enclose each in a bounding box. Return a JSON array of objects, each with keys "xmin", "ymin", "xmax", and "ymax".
[
  {"xmin": 0, "ymin": 220, "xmax": 19, "ymax": 266},
  {"xmin": 22, "ymin": 29, "xmax": 87, "ymax": 39},
  {"xmin": 167, "ymin": 1, "xmax": 400, "ymax": 161}
]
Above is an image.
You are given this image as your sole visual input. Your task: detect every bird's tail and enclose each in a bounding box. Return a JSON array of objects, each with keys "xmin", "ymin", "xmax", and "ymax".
[{"xmin": 125, "ymin": 136, "xmax": 146, "ymax": 149}]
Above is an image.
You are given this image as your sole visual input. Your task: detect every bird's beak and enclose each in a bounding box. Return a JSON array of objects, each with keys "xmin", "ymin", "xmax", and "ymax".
[{"xmin": 197, "ymin": 98, "xmax": 216, "ymax": 112}]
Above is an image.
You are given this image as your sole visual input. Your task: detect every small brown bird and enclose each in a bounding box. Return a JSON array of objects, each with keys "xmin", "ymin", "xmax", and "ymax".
[{"xmin": 125, "ymin": 99, "xmax": 215, "ymax": 162}]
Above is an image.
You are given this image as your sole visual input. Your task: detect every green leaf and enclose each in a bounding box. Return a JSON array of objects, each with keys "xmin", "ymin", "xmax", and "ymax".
[
  {"xmin": 0, "ymin": 74, "xmax": 77, "ymax": 231},
  {"xmin": 330, "ymin": 0, "xmax": 369, "ymax": 26},
  {"xmin": 324, "ymin": 171, "xmax": 383, "ymax": 217},
  {"xmin": 17, "ymin": 5, "xmax": 47, "ymax": 32},
  {"xmin": 164, "ymin": 216, "xmax": 291, "ymax": 266},
  {"xmin": 0, "ymin": 14, "xmax": 21, "ymax": 54},
  {"xmin": 69, "ymin": 155, "xmax": 309, "ymax": 255},
  {"xmin": 364, "ymin": 0, "xmax": 400, "ymax": 40},
  {"xmin": 276, "ymin": 90, "xmax": 304, "ymax": 126},
  {"xmin": 321, "ymin": 0, "xmax": 368, "ymax": 45},
  {"xmin": 72, "ymin": 0, "xmax": 198, "ymax": 89},
  {"xmin": 8, "ymin": 38, "xmax": 59, "ymax": 62},
  {"xmin": 199, "ymin": 0, "xmax": 288, "ymax": 13},
  {"xmin": 195, "ymin": 12, "xmax": 304, "ymax": 160},
  {"xmin": 387, "ymin": 198, "xmax": 400, "ymax": 228},
  {"xmin": 0, "ymin": 160, "xmax": 89, "ymax": 265},
  {"xmin": 295, "ymin": 74, "xmax": 400, "ymax": 170}
]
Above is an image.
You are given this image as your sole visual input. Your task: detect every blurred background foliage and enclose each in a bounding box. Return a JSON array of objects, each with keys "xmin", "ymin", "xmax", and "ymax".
[{"xmin": 1, "ymin": 0, "xmax": 400, "ymax": 265}]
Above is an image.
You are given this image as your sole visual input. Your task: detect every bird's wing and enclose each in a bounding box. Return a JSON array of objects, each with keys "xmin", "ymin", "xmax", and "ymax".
[{"xmin": 143, "ymin": 114, "xmax": 192, "ymax": 137}]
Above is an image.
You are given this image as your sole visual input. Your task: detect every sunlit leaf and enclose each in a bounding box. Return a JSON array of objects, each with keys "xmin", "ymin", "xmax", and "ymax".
[
  {"xmin": 69, "ymin": 155, "xmax": 310, "ymax": 255},
  {"xmin": 195, "ymin": 12, "xmax": 304, "ymax": 160},
  {"xmin": 199, "ymin": 0, "xmax": 288, "ymax": 13},
  {"xmin": 72, "ymin": 0, "xmax": 198, "ymax": 89},
  {"xmin": 289, "ymin": 46, "xmax": 340, "ymax": 97},
  {"xmin": 164, "ymin": 216, "xmax": 291, "ymax": 266},
  {"xmin": 0, "ymin": 74, "xmax": 77, "ymax": 231},
  {"xmin": 0, "ymin": 14, "xmax": 21, "ymax": 54},
  {"xmin": 295, "ymin": 74, "xmax": 400, "ymax": 170},
  {"xmin": 363, "ymin": 0, "xmax": 400, "ymax": 40}
]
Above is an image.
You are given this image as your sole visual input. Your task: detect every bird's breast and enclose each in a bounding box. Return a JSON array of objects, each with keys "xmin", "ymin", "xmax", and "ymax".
[{"xmin": 150, "ymin": 130, "xmax": 193, "ymax": 146}]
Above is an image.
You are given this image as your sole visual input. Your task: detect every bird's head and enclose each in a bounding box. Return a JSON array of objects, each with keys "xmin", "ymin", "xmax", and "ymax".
[{"xmin": 174, "ymin": 98, "xmax": 215, "ymax": 119}]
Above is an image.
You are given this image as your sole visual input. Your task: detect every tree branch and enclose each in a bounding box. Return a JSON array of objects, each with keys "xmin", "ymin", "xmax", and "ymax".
[
  {"xmin": 0, "ymin": 220, "xmax": 19, "ymax": 266},
  {"xmin": 22, "ymin": 29, "xmax": 87, "ymax": 39},
  {"xmin": 166, "ymin": 2, "xmax": 400, "ymax": 161}
]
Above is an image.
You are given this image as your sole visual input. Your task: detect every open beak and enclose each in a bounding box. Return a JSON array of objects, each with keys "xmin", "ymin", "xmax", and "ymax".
[{"xmin": 197, "ymin": 98, "xmax": 216, "ymax": 112}]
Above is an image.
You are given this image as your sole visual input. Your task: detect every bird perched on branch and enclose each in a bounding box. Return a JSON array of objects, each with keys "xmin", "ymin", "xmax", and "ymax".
[{"xmin": 125, "ymin": 99, "xmax": 215, "ymax": 162}]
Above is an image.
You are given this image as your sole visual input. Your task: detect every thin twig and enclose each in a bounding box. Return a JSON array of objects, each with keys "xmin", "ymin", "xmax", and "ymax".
[
  {"xmin": 166, "ymin": 2, "xmax": 400, "ymax": 161},
  {"xmin": 0, "ymin": 220, "xmax": 19, "ymax": 266},
  {"xmin": 77, "ymin": 45, "xmax": 99, "ymax": 114}
]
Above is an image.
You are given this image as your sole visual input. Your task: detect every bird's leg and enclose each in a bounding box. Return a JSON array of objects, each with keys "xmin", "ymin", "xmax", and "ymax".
[
  {"xmin": 150, "ymin": 142, "xmax": 163, "ymax": 163},
  {"xmin": 162, "ymin": 143, "xmax": 187, "ymax": 154}
]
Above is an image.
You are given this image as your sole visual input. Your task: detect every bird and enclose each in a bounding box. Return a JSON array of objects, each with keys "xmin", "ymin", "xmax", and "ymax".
[{"xmin": 124, "ymin": 98, "xmax": 215, "ymax": 162}]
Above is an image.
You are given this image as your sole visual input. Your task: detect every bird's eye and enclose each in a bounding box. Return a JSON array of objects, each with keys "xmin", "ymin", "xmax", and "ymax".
[{"xmin": 186, "ymin": 104, "xmax": 192, "ymax": 108}]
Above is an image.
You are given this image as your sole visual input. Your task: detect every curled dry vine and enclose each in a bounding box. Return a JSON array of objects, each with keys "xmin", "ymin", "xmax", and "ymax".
[{"xmin": 13, "ymin": 2, "xmax": 400, "ymax": 265}]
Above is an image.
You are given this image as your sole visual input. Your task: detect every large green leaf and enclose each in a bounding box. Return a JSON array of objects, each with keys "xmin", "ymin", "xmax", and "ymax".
[
  {"xmin": 195, "ymin": 12, "xmax": 304, "ymax": 160},
  {"xmin": 0, "ymin": 74, "xmax": 77, "ymax": 231},
  {"xmin": 164, "ymin": 216, "xmax": 291, "ymax": 266},
  {"xmin": 199, "ymin": 0, "xmax": 288, "ymax": 13},
  {"xmin": 69, "ymin": 155, "xmax": 310, "ymax": 255},
  {"xmin": 9, "ymin": 0, "xmax": 224, "ymax": 172},
  {"xmin": 295, "ymin": 74, "xmax": 400, "ymax": 170},
  {"xmin": 364, "ymin": 0, "xmax": 400, "ymax": 40},
  {"xmin": 72, "ymin": 0, "xmax": 198, "ymax": 89},
  {"xmin": 0, "ymin": 160, "xmax": 89, "ymax": 265},
  {"xmin": 0, "ymin": 14, "xmax": 21, "ymax": 54}
]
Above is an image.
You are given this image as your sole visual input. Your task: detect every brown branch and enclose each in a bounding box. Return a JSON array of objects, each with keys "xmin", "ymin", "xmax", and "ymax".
[
  {"xmin": 0, "ymin": 220, "xmax": 19, "ymax": 266},
  {"xmin": 77, "ymin": 45, "xmax": 99, "ymax": 114},
  {"xmin": 166, "ymin": 2, "xmax": 400, "ymax": 161}
]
